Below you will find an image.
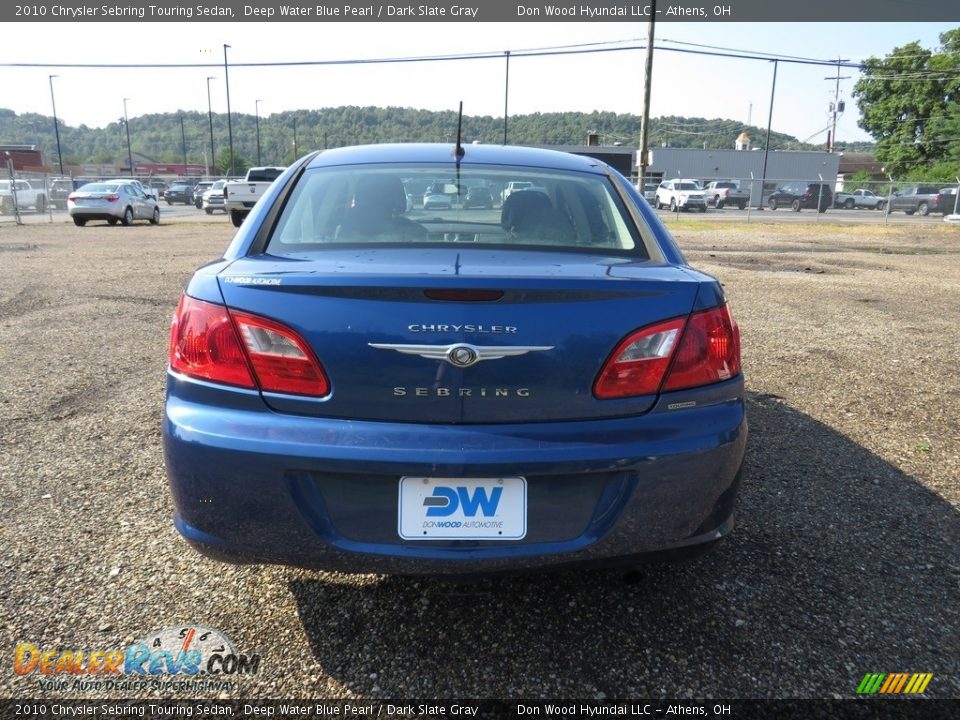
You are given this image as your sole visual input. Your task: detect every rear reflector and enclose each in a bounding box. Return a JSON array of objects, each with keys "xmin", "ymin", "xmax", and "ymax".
[
  {"xmin": 594, "ymin": 305, "xmax": 740, "ymax": 400},
  {"xmin": 169, "ymin": 295, "xmax": 329, "ymax": 397}
]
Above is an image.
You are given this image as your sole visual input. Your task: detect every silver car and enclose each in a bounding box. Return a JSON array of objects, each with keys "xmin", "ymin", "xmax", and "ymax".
[
  {"xmin": 68, "ymin": 181, "xmax": 161, "ymax": 227},
  {"xmin": 201, "ymin": 180, "xmax": 228, "ymax": 214}
]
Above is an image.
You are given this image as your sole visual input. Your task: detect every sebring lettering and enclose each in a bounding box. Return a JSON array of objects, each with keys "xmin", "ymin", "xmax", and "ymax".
[{"xmin": 393, "ymin": 387, "xmax": 530, "ymax": 397}]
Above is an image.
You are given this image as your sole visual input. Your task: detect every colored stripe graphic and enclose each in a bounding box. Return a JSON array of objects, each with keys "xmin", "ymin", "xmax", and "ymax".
[
  {"xmin": 858, "ymin": 673, "xmax": 932, "ymax": 694},
  {"xmin": 857, "ymin": 673, "xmax": 885, "ymax": 694}
]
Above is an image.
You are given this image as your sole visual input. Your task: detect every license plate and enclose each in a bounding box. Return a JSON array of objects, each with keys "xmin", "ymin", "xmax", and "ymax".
[{"xmin": 398, "ymin": 476, "xmax": 527, "ymax": 540}]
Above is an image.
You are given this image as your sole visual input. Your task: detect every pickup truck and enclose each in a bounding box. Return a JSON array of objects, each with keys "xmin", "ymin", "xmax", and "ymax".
[
  {"xmin": 833, "ymin": 188, "xmax": 886, "ymax": 210},
  {"xmin": 886, "ymin": 186, "xmax": 944, "ymax": 216},
  {"xmin": 702, "ymin": 180, "xmax": 749, "ymax": 210},
  {"xmin": 0, "ymin": 179, "xmax": 48, "ymax": 214},
  {"xmin": 223, "ymin": 167, "xmax": 286, "ymax": 227}
]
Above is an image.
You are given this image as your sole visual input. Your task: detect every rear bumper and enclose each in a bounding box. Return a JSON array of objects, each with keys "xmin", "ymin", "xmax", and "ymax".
[{"xmin": 163, "ymin": 373, "xmax": 747, "ymax": 575}]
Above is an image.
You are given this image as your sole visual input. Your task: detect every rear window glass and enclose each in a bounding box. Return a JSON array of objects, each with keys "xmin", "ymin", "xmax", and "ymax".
[
  {"xmin": 79, "ymin": 183, "xmax": 121, "ymax": 193},
  {"xmin": 266, "ymin": 164, "xmax": 647, "ymax": 257},
  {"xmin": 248, "ymin": 169, "xmax": 284, "ymax": 182}
]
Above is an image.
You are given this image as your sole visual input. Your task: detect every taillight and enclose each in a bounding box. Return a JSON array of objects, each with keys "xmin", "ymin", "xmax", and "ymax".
[
  {"xmin": 168, "ymin": 295, "xmax": 329, "ymax": 397},
  {"xmin": 593, "ymin": 305, "xmax": 740, "ymax": 400},
  {"xmin": 230, "ymin": 311, "xmax": 329, "ymax": 396},
  {"xmin": 662, "ymin": 305, "xmax": 740, "ymax": 392},
  {"xmin": 68, "ymin": 194, "xmax": 77, "ymax": 202},
  {"xmin": 169, "ymin": 295, "xmax": 255, "ymax": 389},
  {"xmin": 104, "ymin": 194, "xmax": 119, "ymax": 202},
  {"xmin": 593, "ymin": 318, "xmax": 685, "ymax": 399}
]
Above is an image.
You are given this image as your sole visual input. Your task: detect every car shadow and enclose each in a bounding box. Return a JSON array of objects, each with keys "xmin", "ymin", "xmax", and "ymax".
[{"xmin": 288, "ymin": 393, "xmax": 959, "ymax": 698}]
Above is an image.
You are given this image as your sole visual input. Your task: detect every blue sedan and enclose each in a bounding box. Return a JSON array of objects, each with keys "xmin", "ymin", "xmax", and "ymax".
[{"xmin": 163, "ymin": 144, "xmax": 746, "ymax": 574}]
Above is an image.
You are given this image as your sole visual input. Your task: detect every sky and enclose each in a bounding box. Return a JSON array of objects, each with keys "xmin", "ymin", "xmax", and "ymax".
[{"xmin": 2, "ymin": 21, "xmax": 956, "ymax": 146}]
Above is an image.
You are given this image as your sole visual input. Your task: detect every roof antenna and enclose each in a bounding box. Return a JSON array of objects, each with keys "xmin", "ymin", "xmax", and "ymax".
[{"xmin": 454, "ymin": 101, "xmax": 465, "ymax": 162}]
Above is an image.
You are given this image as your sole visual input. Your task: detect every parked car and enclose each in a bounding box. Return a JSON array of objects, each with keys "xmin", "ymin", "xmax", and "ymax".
[
  {"xmin": 163, "ymin": 143, "xmax": 746, "ymax": 574},
  {"xmin": 939, "ymin": 187, "xmax": 959, "ymax": 216},
  {"xmin": 833, "ymin": 188, "xmax": 886, "ymax": 210},
  {"xmin": 201, "ymin": 180, "xmax": 228, "ymax": 214},
  {"xmin": 767, "ymin": 183, "xmax": 832, "ymax": 212},
  {"xmin": 68, "ymin": 181, "xmax": 160, "ymax": 227},
  {"xmin": 164, "ymin": 182, "xmax": 195, "ymax": 206},
  {"xmin": 886, "ymin": 186, "xmax": 944, "ymax": 216},
  {"xmin": 0, "ymin": 179, "xmax": 48, "ymax": 214},
  {"xmin": 193, "ymin": 181, "xmax": 214, "ymax": 209},
  {"xmin": 223, "ymin": 167, "xmax": 287, "ymax": 227},
  {"xmin": 462, "ymin": 185, "xmax": 493, "ymax": 209},
  {"xmin": 48, "ymin": 178, "xmax": 85, "ymax": 210},
  {"xmin": 106, "ymin": 178, "xmax": 158, "ymax": 201},
  {"xmin": 702, "ymin": 180, "xmax": 749, "ymax": 210},
  {"xmin": 654, "ymin": 179, "xmax": 707, "ymax": 212},
  {"xmin": 422, "ymin": 190, "xmax": 453, "ymax": 210}
]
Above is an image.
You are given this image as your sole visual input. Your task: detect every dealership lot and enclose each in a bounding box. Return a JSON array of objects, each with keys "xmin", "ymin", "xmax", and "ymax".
[{"xmin": 0, "ymin": 218, "xmax": 957, "ymax": 699}]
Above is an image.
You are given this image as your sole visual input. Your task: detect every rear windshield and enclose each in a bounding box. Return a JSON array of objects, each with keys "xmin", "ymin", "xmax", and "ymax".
[
  {"xmin": 78, "ymin": 183, "xmax": 121, "ymax": 193},
  {"xmin": 248, "ymin": 168, "xmax": 284, "ymax": 182},
  {"xmin": 266, "ymin": 164, "xmax": 646, "ymax": 256}
]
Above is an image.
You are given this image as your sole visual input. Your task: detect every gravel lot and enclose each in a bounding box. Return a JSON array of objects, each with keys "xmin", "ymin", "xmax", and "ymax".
[{"xmin": 1, "ymin": 216, "xmax": 957, "ymax": 701}]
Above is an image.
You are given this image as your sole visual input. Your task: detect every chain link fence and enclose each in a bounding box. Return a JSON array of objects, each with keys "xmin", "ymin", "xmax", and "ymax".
[
  {"xmin": 632, "ymin": 175, "xmax": 960, "ymax": 223},
  {"xmin": 0, "ymin": 168, "xmax": 236, "ymax": 225}
]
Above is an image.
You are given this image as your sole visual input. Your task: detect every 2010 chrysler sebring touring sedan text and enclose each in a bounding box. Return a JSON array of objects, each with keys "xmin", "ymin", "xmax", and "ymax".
[{"xmin": 163, "ymin": 144, "xmax": 746, "ymax": 575}]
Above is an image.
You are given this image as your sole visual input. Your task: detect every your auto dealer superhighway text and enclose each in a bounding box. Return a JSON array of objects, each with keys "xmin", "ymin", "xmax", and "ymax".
[{"xmin": 243, "ymin": 4, "xmax": 479, "ymax": 17}]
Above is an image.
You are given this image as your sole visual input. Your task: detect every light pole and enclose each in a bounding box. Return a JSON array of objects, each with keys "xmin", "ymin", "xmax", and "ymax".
[
  {"xmin": 223, "ymin": 44, "xmax": 235, "ymax": 177},
  {"xmin": 503, "ymin": 51, "xmax": 510, "ymax": 145},
  {"xmin": 292, "ymin": 116, "xmax": 298, "ymax": 163},
  {"xmin": 48, "ymin": 75, "xmax": 64, "ymax": 176},
  {"xmin": 122, "ymin": 98, "xmax": 133, "ymax": 176},
  {"xmin": 179, "ymin": 112, "xmax": 187, "ymax": 175},
  {"xmin": 206, "ymin": 76, "xmax": 216, "ymax": 176},
  {"xmin": 255, "ymin": 99, "xmax": 262, "ymax": 166}
]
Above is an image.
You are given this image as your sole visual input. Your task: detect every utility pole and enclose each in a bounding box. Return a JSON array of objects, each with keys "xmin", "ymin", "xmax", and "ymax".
[
  {"xmin": 122, "ymin": 98, "xmax": 133, "ymax": 176},
  {"xmin": 179, "ymin": 113, "xmax": 187, "ymax": 175},
  {"xmin": 825, "ymin": 57, "xmax": 850, "ymax": 153},
  {"xmin": 503, "ymin": 51, "xmax": 510, "ymax": 145},
  {"xmin": 223, "ymin": 44, "xmax": 235, "ymax": 176},
  {"xmin": 759, "ymin": 60, "xmax": 778, "ymax": 209},
  {"xmin": 255, "ymin": 99, "xmax": 262, "ymax": 166},
  {"xmin": 206, "ymin": 76, "xmax": 216, "ymax": 176},
  {"xmin": 48, "ymin": 75, "xmax": 64, "ymax": 176},
  {"xmin": 638, "ymin": 0, "xmax": 657, "ymax": 185}
]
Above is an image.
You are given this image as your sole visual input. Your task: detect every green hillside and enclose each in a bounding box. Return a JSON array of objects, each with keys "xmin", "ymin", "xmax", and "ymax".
[{"xmin": 0, "ymin": 106, "xmax": 867, "ymax": 173}]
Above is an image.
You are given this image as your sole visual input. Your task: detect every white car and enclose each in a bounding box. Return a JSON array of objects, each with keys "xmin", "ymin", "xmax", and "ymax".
[{"xmin": 655, "ymin": 179, "xmax": 707, "ymax": 212}]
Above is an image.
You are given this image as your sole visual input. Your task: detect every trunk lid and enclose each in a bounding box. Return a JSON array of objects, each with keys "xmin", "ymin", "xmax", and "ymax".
[{"xmin": 217, "ymin": 248, "xmax": 702, "ymax": 423}]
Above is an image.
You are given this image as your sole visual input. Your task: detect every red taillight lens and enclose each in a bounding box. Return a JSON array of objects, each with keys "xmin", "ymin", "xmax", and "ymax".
[
  {"xmin": 231, "ymin": 311, "xmax": 330, "ymax": 396},
  {"xmin": 593, "ymin": 305, "xmax": 741, "ymax": 400},
  {"xmin": 104, "ymin": 194, "xmax": 119, "ymax": 202},
  {"xmin": 662, "ymin": 305, "xmax": 741, "ymax": 392},
  {"xmin": 169, "ymin": 295, "xmax": 256, "ymax": 389},
  {"xmin": 68, "ymin": 194, "xmax": 77, "ymax": 201},
  {"xmin": 169, "ymin": 295, "xmax": 330, "ymax": 397},
  {"xmin": 593, "ymin": 318, "xmax": 685, "ymax": 399}
]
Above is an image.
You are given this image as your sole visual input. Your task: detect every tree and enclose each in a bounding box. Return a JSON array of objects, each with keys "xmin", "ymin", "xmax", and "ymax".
[{"xmin": 854, "ymin": 28, "xmax": 960, "ymax": 175}]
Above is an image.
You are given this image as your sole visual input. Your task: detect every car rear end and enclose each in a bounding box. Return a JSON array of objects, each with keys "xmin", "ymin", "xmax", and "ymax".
[
  {"xmin": 67, "ymin": 182, "xmax": 125, "ymax": 224},
  {"xmin": 163, "ymin": 145, "xmax": 746, "ymax": 574}
]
